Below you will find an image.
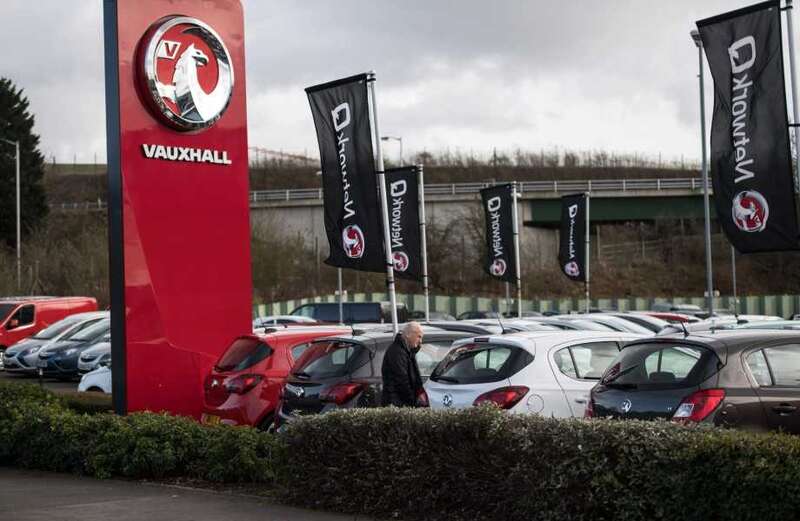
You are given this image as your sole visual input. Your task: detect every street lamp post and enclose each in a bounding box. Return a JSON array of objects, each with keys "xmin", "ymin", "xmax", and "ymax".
[
  {"xmin": 380, "ymin": 135, "xmax": 403, "ymax": 166},
  {"xmin": 1, "ymin": 138, "xmax": 20, "ymax": 291},
  {"xmin": 691, "ymin": 29, "xmax": 714, "ymax": 317}
]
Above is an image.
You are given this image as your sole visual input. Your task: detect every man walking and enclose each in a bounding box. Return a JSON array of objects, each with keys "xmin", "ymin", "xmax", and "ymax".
[{"xmin": 381, "ymin": 321, "xmax": 424, "ymax": 407}]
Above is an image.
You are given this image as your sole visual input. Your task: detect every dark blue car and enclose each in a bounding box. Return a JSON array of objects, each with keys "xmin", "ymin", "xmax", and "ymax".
[{"xmin": 37, "ymin": 318, "xmax": 110, "ymax": 380}]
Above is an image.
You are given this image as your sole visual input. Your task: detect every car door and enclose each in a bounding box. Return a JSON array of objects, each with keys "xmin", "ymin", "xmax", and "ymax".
[
  {"xmin": 6, "ymin": 304, "xmax": 35, "ymax": 345},
  {"xmin": 745, "ymin": 344, "xmax": 800, "ymax": 434},
  {"xmin": 549, "ymin": 340, "xmax": 621, "ymax": 417}
]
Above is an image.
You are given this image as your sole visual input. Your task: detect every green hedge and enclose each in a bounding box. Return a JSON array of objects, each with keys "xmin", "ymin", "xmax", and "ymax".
[
  {"xmin": 281, "ymin": 407, "xmax": 800, "ymax": 521},
  {"xmin": 3, "ymin": 381, "xmax": 800, "ymax": 521},
  {"xmin": 0, "ymin": 382, "xmax": 282, "ymax": 482}
]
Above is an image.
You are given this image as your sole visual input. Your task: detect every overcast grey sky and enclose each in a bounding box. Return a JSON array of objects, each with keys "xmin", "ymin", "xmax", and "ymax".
[{"xmin": 0, "ymin": 1, "xmax": 784, "ymax": 164}]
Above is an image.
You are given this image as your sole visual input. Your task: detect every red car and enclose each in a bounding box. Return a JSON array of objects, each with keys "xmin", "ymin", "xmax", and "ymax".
[{"xmin": 201, "ymin": 326, "xmax": 349, "ymax": 429}]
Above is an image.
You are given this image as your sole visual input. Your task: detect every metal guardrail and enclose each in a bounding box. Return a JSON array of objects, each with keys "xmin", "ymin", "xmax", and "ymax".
[
  {"xmin": 248, "ymin": 177, "xmax": 711, "ymax": 203},
  {"xmin": 52, "ymin": 177, "xmax": 711, "ymax": 210}
]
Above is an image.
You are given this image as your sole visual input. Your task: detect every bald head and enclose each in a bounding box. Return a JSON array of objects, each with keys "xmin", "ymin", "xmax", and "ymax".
[{"xmin": 402, "ymin": 321, "xmax": 424, "ymax": 349}]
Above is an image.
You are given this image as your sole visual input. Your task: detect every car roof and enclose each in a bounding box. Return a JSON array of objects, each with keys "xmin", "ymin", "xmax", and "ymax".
[
  {"xmin": 312, "ymin": 328, "xmax": 470, "ymax": 345},
  {"xmin": 628, "ymin": 329, "xmax": 800, "ymax": 354},
  {"xmin": 452, "ymin": 330, "xmax": 645, "ymax": 351}
]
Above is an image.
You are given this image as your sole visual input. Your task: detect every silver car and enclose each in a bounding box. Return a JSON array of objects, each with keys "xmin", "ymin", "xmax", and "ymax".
[
  {"xmin": 3, "ymin": 312, "xmax": 108, "ymax": 374},
  {"xmin": 77, "ymin": 336, "xmax": 111, "ymax": 374}
]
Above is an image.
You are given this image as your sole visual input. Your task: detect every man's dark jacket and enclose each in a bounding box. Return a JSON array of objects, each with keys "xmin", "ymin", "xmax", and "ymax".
[{"xmin": 381, "ymin": 333, "xmax": 423, "ymax": 407}]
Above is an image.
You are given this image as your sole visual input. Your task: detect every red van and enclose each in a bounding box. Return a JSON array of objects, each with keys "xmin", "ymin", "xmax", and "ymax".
[{"xmin": 0, "ymin": 297, "xmax": 99, "ymax": 353}]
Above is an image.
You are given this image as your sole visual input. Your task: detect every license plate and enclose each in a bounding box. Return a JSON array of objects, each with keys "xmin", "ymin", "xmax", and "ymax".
[
  {"xmin": 201, "ymin": 413, "xmax": 221, "ymax": 425},
  {"xmin": 37, "ymin": 359, "xmax": 48, "ymax": 368}
]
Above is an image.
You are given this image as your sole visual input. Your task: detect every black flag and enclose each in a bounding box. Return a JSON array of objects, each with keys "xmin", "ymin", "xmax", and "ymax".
[
  {"xmin": 385, "ymin": 166, "xmax": 423, "ymax": 281},
  {"xmin": 698, "ymin": 1, "xmax": 799, "ymax": 252},
  {"xmin": 480, "ymin": 184, "xmax": 516, "ymax": 283},
  {"xmin": 306, "ymin": 74, "xmax": 385, "ymax": 271},
  {"xmin": 558, "ymin": 194, "xmax": 587, "ymax": 282}
]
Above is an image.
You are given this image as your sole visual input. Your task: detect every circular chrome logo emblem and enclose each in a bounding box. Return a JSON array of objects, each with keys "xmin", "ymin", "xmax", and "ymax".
[
  {"xmin": 139, "ymin": 16, "xmax": 234, "ymax": 131},
  {"xmin": 442, "ymin": 394, "xmax": 453, "ymax": 408},
  {"xmin": 342, "ymin": 225, "xmax": 365, "ymax": 259},
  {"xmin": 732, "ymin": 190, "xmax": 769, "ymax": 233},
  {"xmin": 619, "ymin": 399, "xmax": 632, "ymax": 414},
  {"xmin": 564, "ymin": 261, "xmax": 580, "ymax": 277},
  {"xmin": 392, "ymin": 251, "xmax": 409, "ymax": 272},
  {"xmin": 490, "ymin": 258, "xmax": 507, "ymax": 277}
]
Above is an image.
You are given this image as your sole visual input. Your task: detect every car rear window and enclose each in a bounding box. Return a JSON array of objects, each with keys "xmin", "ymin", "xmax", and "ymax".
[
  {"xmin": 415, "ymin": 341, "xmax": 457, "ymax": 378},
  {"xmin": 216, "ymin": 337, "xmax": 273, "ymax": 372},
  {"xmin": 554, "ymin": 341, "xmax": 620, "ymax": 380},
  {"xmin": 601, "ymin": 342, "xmax": 720, "ymax": 390},
  {"xmin": 430, "ymin": 343, "xmax": 533, "ymax": 384},
  {"xmin": 293, "ymin": 341, "xmax": 369, "ymax": 379}
]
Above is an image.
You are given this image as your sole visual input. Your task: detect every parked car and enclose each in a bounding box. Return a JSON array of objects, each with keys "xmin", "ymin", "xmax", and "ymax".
[
  {"xmin": 77, "ymin": 335, "xmax": 111, "ymax": 374},
  {"xmin": 3, "ymin": 312, "xmax": 108, "ymax": 374},
  {"xmin": 0, "ymin": 296, "xmax": 98, "ymax": 358},
  {"xmin": 602, "ymin": 312, "xmax": 670, "ymax": 333},
  {"xmin": 252, "ymin": 315, "xmax": 318, "ymax": 328},
  {"xmin": 651, "ymin": 303, "xmax": 705, "ymax": 317},
  {"xmin": 78, "ymin": 365, "xmax": 111, "ymax": 394},
  {"xmin": 290, "ymin": 302, "xmax": 408, "ymax": 324},
  {"xmin": 587, "ymin": 330, "xmax": 800, "ymax": 432},
  {"xmin": 408, "ymin": 310, "xmax": 457, "ymax": 321},
  {"xmin": 457, "ymin": 311, "xmax": 501, "ymax": 320},
  {"xmin": 556, "ymin": 314, "xmax": 653, "ymax": 335},
  {"xmin": 713, "ymin": 320, "xmax": 800, "ymax": 331},
  {"xmin": 275, "ymin": 329, "xmax": 473, "ymax": 429},
  {"xmin": 201, "ymin": 326, "xmax": 351, "ymax": 429},
  {"xmin": 638, "ymin": 311, "xmax": 700, "ymax": 324},
  {"xmin": 37, "ymin": 318, "xmax": 111, "ymax": 379},
  {"xmin": 425, "ymin": 321, "xmax": 506, "ymax": 335},
  {"xmin": 466, "ymin": 319, "xmax": 561, "ymax": 333},
  {"xmin": 425, "ymin": 331, "xmax": 644, "ymax": 417}
]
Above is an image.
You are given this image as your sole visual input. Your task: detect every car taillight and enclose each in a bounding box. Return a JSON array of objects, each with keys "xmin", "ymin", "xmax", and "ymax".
[
  {"xmin": 672, "ymin": 389, "xmax": 725, "ymax": 423},
  {"xmin": 473, "ymin": 386, "xmax": 529, "ymax": 410},
  {"xmin": 416, "ymin": 388, "xmax": 430, "ymax": 408},
  {"xmin": 320, "ymin": 382, "xmax": 364, "ymax": 405},
  {"xmin": 224, "ymin": 374, "xmax": 264, "ymax": 395}
]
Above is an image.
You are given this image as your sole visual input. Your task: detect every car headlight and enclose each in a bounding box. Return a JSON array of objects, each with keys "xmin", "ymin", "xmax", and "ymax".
[
  {"xmin": 64, "ymin": 348, "xmax": 79, "ymax": 356},
  {"xmin": 28, "ymin": 346, "xmax": 41, "ymax": 354}
]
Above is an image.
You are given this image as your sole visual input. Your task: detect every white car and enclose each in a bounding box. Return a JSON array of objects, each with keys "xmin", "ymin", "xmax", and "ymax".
[
  {"xmin": 78, "ymin": 365, "xmax": 111, "ymax": 394},
  {"xmin": 77, "ymin": 335, "xmax": 111, "ymax": 373},
  {"xmin": 425, "ymin": 331, "xmax": 644, "ymax": 417}
]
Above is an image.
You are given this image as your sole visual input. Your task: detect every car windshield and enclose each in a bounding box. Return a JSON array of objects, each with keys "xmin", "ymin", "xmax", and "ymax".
[
  {"xmin": 216, "ymin": 337, "xmax": 273, "ymax": 372},
  {"xmin": 601, "ymin": 342, "xmax": 720, "ymax": 390},
  {"xmin": 0, "ymin": 303, "xmax": 17, "ymax": 323},
  {"xmin": 415, "ymin": 342, "xmax": 457, "ymax": 378},
  {"xmin": 70, "ymin": 319, "xmax": 110, "ymax": 341},
  {"xmin": 293, "ymin": 341, "xmax": 368, "ymax": 379},
  {"xmin": 32, "ymin": 316, "xmax": 85, "ymax": 340}
]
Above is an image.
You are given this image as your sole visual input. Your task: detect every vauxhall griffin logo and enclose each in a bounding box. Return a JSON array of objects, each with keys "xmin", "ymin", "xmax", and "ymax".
[
  {"xmin": 342, "ymin": 224, "xmax": 365, "ymax": 259},
  {"xmin": 732, "ymin": 190, "xmax": 769, "ymax": 233},
  {"xmin": 139, "ymin": 16, "xmax": 234, "ymax": 131},
  {"xmin": 564, "ymin": 261, "xmax": 580, "ymax": 278},
  {"xmin": 392, "ymin": 251, "xmax": 409, "ymax": 272},
  {"xmin": 490, "ymin": 259, "xmax": 507, "ymax": 277}
]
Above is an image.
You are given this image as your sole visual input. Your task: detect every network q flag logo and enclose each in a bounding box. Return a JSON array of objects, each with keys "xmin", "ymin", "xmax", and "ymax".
[
  {"xmin": 342, "ymin": 225, "xmax": 366, "ymax": 259},
  {"xmin": 139, "ymin": 16, "xmax": 234, "ymax": 131},
  {"xmin": 732, "ymin": 190, "xmax": 769, "ymax": 233}
]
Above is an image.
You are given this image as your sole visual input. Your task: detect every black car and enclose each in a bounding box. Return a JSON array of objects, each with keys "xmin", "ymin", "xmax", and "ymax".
[
  {"xmin": 457, "ymin": 311, "xmax": 501, "ymax": 320},
  {"xmin": 588, "ymin": 330, "xmax": 800, "ymax": 433},
  {"xmin": 37, "ymin": 318, "xmax": 111, "ymax": 379},
  {"xmin": 274, "ymin": 330, "xmax": 471, "ymax": 428}
]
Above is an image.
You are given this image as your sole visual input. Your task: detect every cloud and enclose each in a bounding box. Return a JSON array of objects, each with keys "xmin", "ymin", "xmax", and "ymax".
[{"xmin": 0, "ymin": 0, "xmax": 760, "ymax": 163}]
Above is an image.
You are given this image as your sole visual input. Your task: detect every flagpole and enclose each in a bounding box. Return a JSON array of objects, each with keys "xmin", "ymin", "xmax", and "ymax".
[
  {"xmin": 785, "ymin": 0, "xmax": 800, "ymax": 194},
  {"xmin": 367, "ymin": 71, "xmax": 399, "ymax": 334},
  {"xmin": 512, "ymin": 182, "xmax": 522, "ymax": 318},
  {"xmin": 691, "ymin": 29, "xmax": 715, "ymax": 317},
  {"xmin": 338, "ymin": 267, "xmax": 344, "ymax": 325},
  {"xmin": 731, "ymin": 245, "xmax": 738, "ymax": 317},
  {"xmin": 584, "ymin": 192, "xmax": 591, "ymax": 314},
  {"xmin": 418, "ymin": 165, "xmax": 430, "ymax": 322}
]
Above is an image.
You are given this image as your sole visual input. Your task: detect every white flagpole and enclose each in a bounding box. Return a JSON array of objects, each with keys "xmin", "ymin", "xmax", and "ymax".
[
  {"xmin": 691, "ymin": 29, "xmax": 715, "ymax": 317},
  {"xmin": 512, "ymin": 182, "xmax": 522, "ymax": 318},
  {"xmin": 731, "ymin": 245, "xmax": 738, "ymax": 316},
  {"xmin": 338, "ymin": 267, "xmax": 344, "ymax": 325},
  {"xmin": 785, "ymin": 0, "xmax": 800, "ymax": 193},
  {"xmin": 367, "ymin": 71, "xmax": 399, "ymax": 334},
  {"xmin": 418, "ymin": 165, "xmax": 430, "ymax": 322},
  {"xmin": 584, "ymin": 192, "xmax": 591, "ymax": 314}
]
